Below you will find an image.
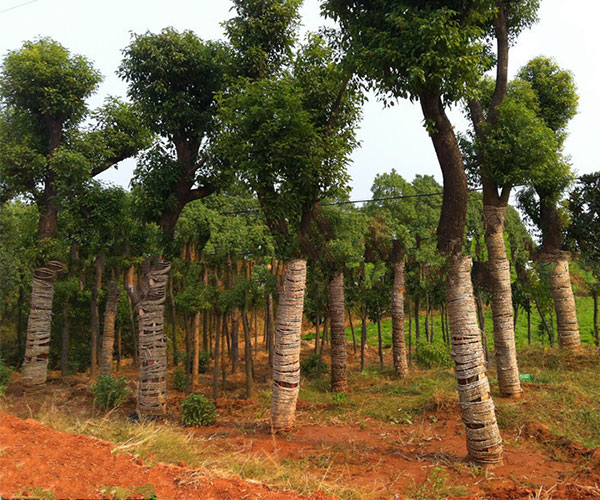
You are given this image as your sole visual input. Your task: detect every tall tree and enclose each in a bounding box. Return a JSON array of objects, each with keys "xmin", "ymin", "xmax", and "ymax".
[
  {"xmin": 119, "ymin": 28, "xmax": 229, "ymax": 417},
  {"xmin": 0, "ymin": 38, "xmax": 148, "ymax": 388},
  {"xmin": 517, "ymin": 57, "xmax": 580, "ymax": 350},
  {"xmin": 323, "ymin": 0, "xmax": 524, "ymax": 464}
]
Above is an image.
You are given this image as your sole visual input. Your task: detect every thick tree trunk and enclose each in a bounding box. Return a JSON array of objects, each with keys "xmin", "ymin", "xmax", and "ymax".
[
  {"xmin": 134, "ymin": 259, "xmax": 170, "ymax": 417},
  {"xmin": 392, "ymin": 258, "xmax": 409, "ymax": 378},
  {"xmin": 483, "ymin": 206, "xmax": 521, "ymax": 397},
  {"xmin": 61, "ymin": 300, "xmax": 69, "ymax": 377},
  {"xmin": 100, "ymin": 278, "xmax": 120, "ymax": 377},
  {"xmin": 267, "ymin": 292, "xmax": 275, "ymax": 366},
  {"xmin": 168, "ymin": 277, "xmax": 178, "ymax": 366},
  {"xmin": 447, "ymin": 256, "xmax": 503, "ymax": 464},
  {"xmin": 544, "ymin": 253, "xmax": 581, "ymax": 349},
  {"xmin": 329, "ymin": 271, "xmax": 347, "ymax": 393},
  {"xmin": 271, "ymin": 258, "xmax": 306, "ymax": 430},
  {"xmin": 22, "ymin": 260, "xmax": 65, "ymax": 388}
]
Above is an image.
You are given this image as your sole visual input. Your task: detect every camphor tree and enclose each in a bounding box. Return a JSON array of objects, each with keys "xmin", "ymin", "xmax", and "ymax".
[
  {"xmin": 516, "ymin": 57, "xmax": 580, "ymax": 350},
  {"xmin": 321, "ymin": 0, "xmax": 542, "ymax": 464},
  {"xmin": 216, "ymin": 27, "xmax": 362, "ymax": 428},
  {"xmin": 0, "ymin": 38, "xmax": 149, "ymax": 389},
  {"xmin": 118, "ymin": 28, "xmax": 230, "ymax": 416}
]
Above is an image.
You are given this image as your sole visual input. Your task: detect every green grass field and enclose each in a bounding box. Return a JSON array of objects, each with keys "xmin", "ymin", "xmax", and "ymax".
[{"xmin": 302, "ymin": 295, "xmax": 599, "ymax": 351}]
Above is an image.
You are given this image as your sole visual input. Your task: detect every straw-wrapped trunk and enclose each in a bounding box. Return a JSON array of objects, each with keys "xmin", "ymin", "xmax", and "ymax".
[
  {"xmin": 483, "ymin": 206, "xmax": 521, "ymax": 397},
  {"xmin": 271, "ymin": 259, "xmax": 306, "ymax": 429},
  {"xmin": 329, "ymin": 271, "xmax": 347, "ymax": 392},
  {"xmin": 391, "ymin": 251, "xmax": 408, "ymax": 378}
]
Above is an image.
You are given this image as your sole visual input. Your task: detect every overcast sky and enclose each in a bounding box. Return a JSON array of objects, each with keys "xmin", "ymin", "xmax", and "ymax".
[{"xmin": 1, "ymin": 0, "xmax": 598, "ymax": 200}]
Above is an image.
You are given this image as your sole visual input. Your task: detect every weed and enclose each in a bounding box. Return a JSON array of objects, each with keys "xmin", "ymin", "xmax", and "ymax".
[
  {"xmin": 171, "ymin": 367, "xmax": 187, "ymax": 392},
  {"xmin": 91, "ymin": 375, "xmax": 128, "ymax": 410},
  {"xmin": 300, "ymin": 352, "xmax": 328, "ymax": 379},
  {"xmin": 180, "ymin": 393, "xmax": 217, "ymax": 427},
  {"xmin": 406, "ymin": 466, "xmax": 468, "ymax": 500}
]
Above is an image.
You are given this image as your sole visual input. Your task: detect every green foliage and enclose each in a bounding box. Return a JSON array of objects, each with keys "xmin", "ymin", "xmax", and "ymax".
[
  {"xmin": 332, "ymin": 392, "xmax": 347, "ymax": 405},
  {"xmin": 300, "ymin": 353, "xmax": 328, "ymax": 379},
  {"xmin": 197, "ymin": 350, "xmax": 211, "ymax": 374},
  {"xmin": 180, "ymin": 393, "xmax": 217, "ymax": 427},
  {"xmin": 171, "ymin": 368, "xmax": 187, "ymax": 392},
  {"xmin": 0, "ymin": 357, "xmax": 13, "ymax": 395},
  {"xmin": 91, "ymin": 375, "xmax": 129, "ymax": 410},
  {"xmin": 414, "ymin": 342, "xmax": 452, "ymax": 369}
]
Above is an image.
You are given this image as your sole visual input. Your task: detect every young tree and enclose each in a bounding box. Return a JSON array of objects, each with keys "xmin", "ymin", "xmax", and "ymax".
[
  {"xmin": 119, "ymin": 28, "xmax": 230, "ymax": 416},
  {"xmin": 216, "ymin": 31, "xmax": 362, "ymax": 428},
  {"xmin": 0, "ymin": 38, "xmax": 148, "ymax": 388}
]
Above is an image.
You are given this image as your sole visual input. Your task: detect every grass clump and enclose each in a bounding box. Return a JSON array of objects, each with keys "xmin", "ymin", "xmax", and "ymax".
[
  {"xmin": 414, "ymin": 342, "xmax": 453, "ymax": 369},
  {"xmin": 406, "ymin": 466, "xmax": 468, "ymax": 500},
  {"xmin": 171, "ymin": 367, "xmax": 187, "ymax": 392},
  {"xmin": 180, "ymin": 393, "xmax": 216, "ymax": 427},
  {"xmin": 300, "ymin": 352, "xmax": 328, "ymax": 379},
  {"xmin": 91, "ymin": 375, "xmax": 128, "ymax": 410}
]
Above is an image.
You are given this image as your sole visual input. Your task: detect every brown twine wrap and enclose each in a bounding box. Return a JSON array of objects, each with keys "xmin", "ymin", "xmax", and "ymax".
[
  {"xmin": 271, "ymin": 258, "xmax": 307, "ymax": 430},
  {"xmin": 483, "ymin": 206, "xmax": 522, "ymax": 397},
  {"xmin": 329, "ymin": 271, "xmax": 347, "ymax": 392},
  {"xmin": 392, "ymin": 259, "xmax": 409, "ymax": 378},
  {"xmin": 137, "ymin": 260, "xmax": 171, "ymax": 417},
  {"xmin": 22, "ymin": 260, "xmax": 66, "ymax": 389},
  {"xmin": 539, "ymin": 252, "xmax": 581, "ymax": 349},
  {"xmin": 447, "ymin": 256, "xmax": 503, "ymax": 465}
]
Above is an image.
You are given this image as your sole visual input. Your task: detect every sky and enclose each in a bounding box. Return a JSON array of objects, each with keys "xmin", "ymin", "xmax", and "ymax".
[{"xmin": 1, "ymin": 0, "xmax": 598, "ymax": 200}]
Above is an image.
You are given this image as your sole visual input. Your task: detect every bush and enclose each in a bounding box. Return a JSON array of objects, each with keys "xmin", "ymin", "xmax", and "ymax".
[
  {"xmin": 180, "ymin": 394, "xmax": 216, "ymax": 427},
  {"xmin": 171, "ymin": 367, "xmax": 187, "ymax": 392},
  {"xmin": 300, "ymin": 352, "xmax": 328, "ymax": 379},
  {"xmin": 91, "ymin": 375, "xmax": 128, "ymax": 410},
  {"xmin": 415, "ymin": 343, "xmax": 453, "ymax": 369},
  {"xmin": 197, "ymin": 351, "xmax": 211, "ymax": 374}
]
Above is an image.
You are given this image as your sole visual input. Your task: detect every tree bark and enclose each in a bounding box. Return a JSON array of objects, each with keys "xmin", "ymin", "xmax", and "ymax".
[
  {"xmin": 376, "ymin": 313, "xmax": 383, "ymax": 367},
  {"xmin": 483, "ymin": 206, "xmax": 521, "ymax": 397},
  {"xmin": 360, "ymin": 306, "xmax": 367, "ymax": 372},
  {"xmin": 212, "ymin": 311, "xmax": 222, "ymax": 400},
  {"xmin": 242, "ymin": 306, "xmax": 253, "ymax": 399},
  {"xmin": 329, "ymin": 271, "xmax": 347, "ymax": 393},
  {"xmin": 22, "ymin": 260, "xmax": 65, "ymax": 388},
  {"xmin": 543, "ymin": 253, "xmax": 581, "ymax": 349},
  {"xmin": 231, "ymin": 309, "xmax": 240, "ymax": 373},
  {"xmin": 191, "ymin": 311, "xmax": 201, "ymax": 390},
  {"xmin": 271, "ymin": 258, "xmax": 306, "ymax": 430},
  {"xmin": 168, "ymin": 277, "xmax": 178, "ymax": 366},
  {"xmin": 90, "ymin": 256, "xmax": 105, "ymax": 378},
  {"xmin": 392, "ymin": 257, "xmax": 409, "ymax": 378},
  {"xmin": 267, "ymin": 292, "xmax": 275, "ymax": 366},
  {"xmin": 132, "ymin": 259, "xmax": 170, "ymax": 417},
  {"xmin": 100, "ymin": 277, "xmax": 120, "ymax": 377},
  {"xmin": 348, "ymin": 308, "xmax": 357, "ymax": 354},
  {"xmin": 447, "ymin": 256, "xmax": 503, "ymax": 465}
]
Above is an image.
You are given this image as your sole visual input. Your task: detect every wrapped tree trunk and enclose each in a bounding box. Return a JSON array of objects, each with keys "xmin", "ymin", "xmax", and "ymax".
[
  {"xmin": 22, "ymin": 260, "xmax": 66, "ymax": 389},
  {"xmin": 447, "ymin": 256, "xmax": 503, "ymax": 464},
  {"xmin": 100, "ymin": 278, "xmax": 120, "ymax": 376},
  {"xmin": 391, "ymin": 253, "xmax": 408, "ymax": 378},
  {"xmin": 271, "ymin": 258, "xmax": 306, "ymax": 430},
  {"xmin": 483, "ymin": 206, "xmax": 521, "ymax": 397},
  {"xmin": 329, "ymin": 271, "xmax": 347, "ymax": 393},
  {"xmin": 133, "ymin": 259, "xmax": 171, "ymax": 417},
  {"xmin": 544, "ymin": 252, "xmax": 581, "ymax": 349}
]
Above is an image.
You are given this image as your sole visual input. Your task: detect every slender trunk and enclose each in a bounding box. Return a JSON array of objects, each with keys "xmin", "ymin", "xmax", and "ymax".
[
  {"xmin": 430, "ymin": 306, "xmax": 435, "ymax": 343},
  {"xmin": 360, "ymin": 306, "xmax": 367, "ymax": 372},
  {"xmin": 314, "ymin": 309, "xmax": 321, "ymax": 353},
  {"xmin": 90, "ymin": 256, "xmax": 105, "ymax": 378},
  {"xmin": 424, "ymin": 294, "xmax": 430, "ymax": 343},
  {"xmin": 242, "ymin": 306, "xmax": 253, "ymax": 399},
  {"xmin": 202, "ymin": 309, "xmax": 209, "ymax": 352},
  {"xmin": 392, "ymin": 257, "xmax": 408, "ymax": 378},
  {"xmin": 212, "ymin": 311, "xmax": 222, "ymax": 400},
  {"xmin": 231, "ymin": 309, "xmax": 240, "ymax": 374},
  {"xmin": 253, "ymin": 308, "xmax": 258, "ymax": 356},
  {"xmin": 191, "ymin": 311, "xmax": 201, "ymax": 390},
  {"xmin": 319, "ymin": 315, "xmax": 329, "ymax": 357},
  {"xmin": 329, "ymin": 271, "xmax": 347, "ymax": 393},
  {"xmin": 221, "ymin": 314, "xmax": 227, "ymax": 389},
  {"xmin": 533, "ymin": 296, "xmax": 552, "ymax": 346},
  {"xmin": 408, "ymin": 296, "xmax": 413, "ymax": 362},
  {"xmin": 415, "ymin": 296, "xmax": 420, "ymax": 343},
  {"xmin": 184, "ymin": 310, "xmax": 192, "ymax": 392},
  {"xmin": 348, "ymin": 308, "xmax": 357, "ymax": 354},
  {"xmin": 61, "ymin": 300, "xmax": 69, "ymax": 377},
  {"xmin": 168, "ymin": 277, "xmax": 178, "ymax": 366},
  {"xmin": 513, "ymin": 304, "xmax": 519, "ymax": 329},
  {"xmin": 447, "ymin": 256, "xmax": 503, "ymax": 464},
  {"xmin": 134, "ymin": 259, "xmax": 170, "ymax": 417},
  {"xmin": 377, "ymin": 314, "xmax": 383, "ymax": 368},
  {"xmin": 483, "ymin": 206, "xmax": 521, "ymax": 397},
  {"xmin": 475, "ymin": 289, "xmax": 490, "ymax": 364},
  {"xmin": 116, "ymin": 323, "xmax": 122, "ymax": 372},
  {"xmin": 22, "ymin": 260, "xmax": 65, "ymax": 388},
  {"xmin": 100, "ymin": 278, "xmax": 120, "ymax": 377},
  {"xmin": 593, "ymin": 291, "xmax": 599, "ymax": 346},
  {"xmin": 271, "ymin": 258, "xmax": 306, "ymax": 430},
  {"xmin": 527, "ymin": 307, "xmax": 531, "ymax": 345},
  {"xmin": 544, "ymin": 253, "xmax": 581, "ymax": 349}
]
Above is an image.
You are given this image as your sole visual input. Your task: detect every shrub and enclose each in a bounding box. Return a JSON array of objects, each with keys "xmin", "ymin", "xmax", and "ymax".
[
  {"xmin": 180, "ymin": 393, "xmax": 216, "ymax": 427},
  {"xmin": 91, "ymin": 375, "xmax": 128, "ymax": 410},
  {"xmin": 197, "ymin": 350, "xmax": 211, "ymax": 374},
  {"xmin": 300, "ymin": 352, "xmax": 328, "ymax": 379},
  {"xmin": 332, "ymin": 392, "xmax": 347, "ymax": 405},
  {"xmin": 0, "ymin": 358, "xmax": 13, "ymax": 395},
  {"xmin": 415, "ymin": 343, "xmax": 453, "ymax": 369},
  {"xmin": 171, "ymin": 367, "xmax": 187, "ymax": 392}
]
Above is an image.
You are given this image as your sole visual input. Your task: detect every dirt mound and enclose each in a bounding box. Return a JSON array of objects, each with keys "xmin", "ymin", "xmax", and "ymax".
[{"xmin": 0, "ymin": 412, "xmax": 322, "ymax": 500}]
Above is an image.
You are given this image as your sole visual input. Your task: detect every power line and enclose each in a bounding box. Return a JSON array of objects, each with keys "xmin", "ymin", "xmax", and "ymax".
[{"xmin": 0, "ymin": 0, "xmax": 41, "ymax": 14}]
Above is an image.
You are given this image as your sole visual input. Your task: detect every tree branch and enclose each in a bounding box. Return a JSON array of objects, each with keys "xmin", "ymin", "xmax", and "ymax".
[{"xmin": 488, "ymin": 0, "xmax": 509, "ymax": 124}]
